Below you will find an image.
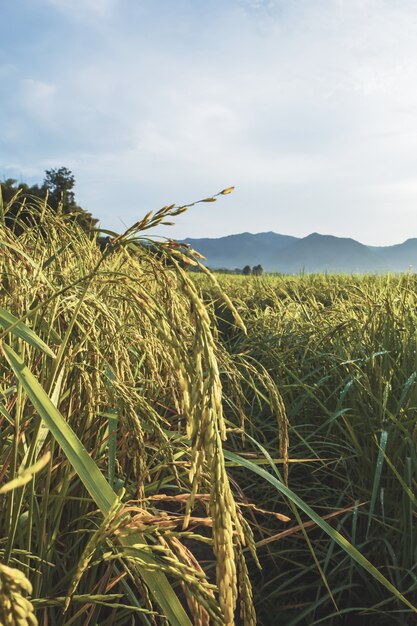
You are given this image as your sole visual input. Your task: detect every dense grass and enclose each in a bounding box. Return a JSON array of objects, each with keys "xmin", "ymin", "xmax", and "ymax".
[
  {"xmin": 1, "ymin": 191, "xmax": 417, "ymax": 626},
  {"xmin": 196, "ymin": 273, "xmax": 417, "ymax": 625}
]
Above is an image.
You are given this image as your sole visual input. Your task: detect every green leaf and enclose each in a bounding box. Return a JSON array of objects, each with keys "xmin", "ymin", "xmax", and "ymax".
[
  {"xmin": 3, "ymin": 344, "xmax": 193, "ymax": 626},
  {"xmin": 0, "ymin": 307, "xmax": 55, "ymax": 358},
  {"xmin": 366, "ymin": 430, "xmax": 388, "ymax": 538},
  {"xmin": 42, "ymin": 244, "xmax": 71, "ymax": 270},
  {"xmin": 224, "ymin": 449, "xmax": 417, "ymax": 615}
]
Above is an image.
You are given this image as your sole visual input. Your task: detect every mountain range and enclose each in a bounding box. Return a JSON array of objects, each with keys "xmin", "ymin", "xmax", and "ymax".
[{"xmin": 181, "ymin": 232, "xmax": 417, "ymax": 273}]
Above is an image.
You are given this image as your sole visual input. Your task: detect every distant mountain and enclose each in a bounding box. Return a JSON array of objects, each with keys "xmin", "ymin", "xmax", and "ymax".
[
  {"xmin": 181, "ymin": 232, "xmax": 297, "ymax": 271},
  {"xmin": 274, "ymin": 233, "xmax": 384, "ymax": 273},
  {"xmin": 369, "ymin": 238, "xmax": 417, "ymax": 272},
  {"xmin": 181, "ymin": 232, "xmax": 417, "ymax": 273}
]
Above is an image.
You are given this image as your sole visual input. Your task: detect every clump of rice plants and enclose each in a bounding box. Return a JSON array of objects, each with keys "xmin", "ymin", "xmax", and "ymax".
[{"xmin": 0, "ymin": 191, "xmax": 290, "ymax": 626}]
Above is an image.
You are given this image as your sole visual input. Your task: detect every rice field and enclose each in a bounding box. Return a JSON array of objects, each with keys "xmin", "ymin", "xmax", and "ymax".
[
  {"xmin": 1, "ymin": 192, "xmax": 417, "ymax": 625},
  {"xmin": 196, "ymin": 272, "xmax": 417, "ymax": 625}
]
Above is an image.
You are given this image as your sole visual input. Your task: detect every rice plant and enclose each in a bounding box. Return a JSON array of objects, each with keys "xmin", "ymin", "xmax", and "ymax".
[{"xmin": 0, "ymin": 192, "xmax": 277, "ymax": 626}]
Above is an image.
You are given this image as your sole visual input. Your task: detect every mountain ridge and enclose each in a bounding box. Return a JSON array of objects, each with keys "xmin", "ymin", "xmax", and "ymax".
[{"xmin": 181, "ymin": 232, "xmax": 417, "ymax": 273}]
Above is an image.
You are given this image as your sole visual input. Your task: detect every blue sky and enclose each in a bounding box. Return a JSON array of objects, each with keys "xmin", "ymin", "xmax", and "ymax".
[{"xmin": 2, "ymin": 0, "xmax": 417, "ymax": 244}]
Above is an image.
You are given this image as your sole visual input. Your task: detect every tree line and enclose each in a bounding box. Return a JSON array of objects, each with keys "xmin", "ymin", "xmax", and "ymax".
[
  {"xmin": 242, "ymin": 264, "xmax": 263, "ymax": 276},
  {"xmin": 0, "ymin": 167, "xmax": 97, "ymax": 233},
  {"xmin": 210, "ymin": 265, "xmax": 264, "ymax": 275}
]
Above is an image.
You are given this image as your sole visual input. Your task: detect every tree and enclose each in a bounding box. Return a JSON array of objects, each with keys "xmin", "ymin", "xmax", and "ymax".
[
  {"xmin": 44, "ymin": 167, "xmax": 75, "ymax": 207},
  {"xmin": 252, "ymin": 264, "xmax": 263, "ymax": 276},
  {"xmin": 242, "ymin": 265, "xmax": 252, "ymax": 275},
  {"xmin": 0, "ymin": 169, "xmax": 98, "ymax": 234}
]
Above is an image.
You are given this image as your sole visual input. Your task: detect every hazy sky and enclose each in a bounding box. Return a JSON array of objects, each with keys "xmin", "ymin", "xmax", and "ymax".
[{"xmin": 2, "ymin": 0, "xmax": 417, "ymax": 244}]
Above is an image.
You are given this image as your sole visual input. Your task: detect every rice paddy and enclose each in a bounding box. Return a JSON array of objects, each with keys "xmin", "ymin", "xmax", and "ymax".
[
  {"xmin": 1, "ymin": 193, "xmax": 417, "ymax": 625},
  {"xmin": 197, "ymin": 272, "xmax": 417, "ymax": 625}
]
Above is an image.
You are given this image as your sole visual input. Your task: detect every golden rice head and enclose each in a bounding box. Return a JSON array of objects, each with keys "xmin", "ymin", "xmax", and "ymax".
[
  {"xmin": 236, "ymin": 546, "xmax": 257, "ymax": 626},
  {"xmin": 0, "ymin": 563, "xmax": 38, "ymax": 626}
]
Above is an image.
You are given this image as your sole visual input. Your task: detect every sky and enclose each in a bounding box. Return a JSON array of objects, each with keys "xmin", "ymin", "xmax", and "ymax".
[{"xmin": 2, "ymin": 0, "xmax": 417, "ymax": 245}]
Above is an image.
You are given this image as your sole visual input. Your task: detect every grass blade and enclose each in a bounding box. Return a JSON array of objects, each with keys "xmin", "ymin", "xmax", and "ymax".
[
  {"xmin": 366, "ymin": 429, "xmax": 388, "ymax": 539},
  {"xmin": 224, "ymin": 449, "xmax": 417, "ymax": 614},
  {"xmin": 0, "ymin": 307, "xmax": 55, "ymax": 358}
]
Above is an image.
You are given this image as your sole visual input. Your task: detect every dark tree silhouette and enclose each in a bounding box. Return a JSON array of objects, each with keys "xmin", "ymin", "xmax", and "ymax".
[
  {"xmin": 44, "ymin": 167, "xmax": 76, "ymax": 206},
  {"xmin": 0, "ymin": 169, "xmax": 98, "ymax": 234}
]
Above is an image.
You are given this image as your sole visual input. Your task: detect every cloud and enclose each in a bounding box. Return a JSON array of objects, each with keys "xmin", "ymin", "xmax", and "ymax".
[
  {"xmin": 3, "ymin": 0, "xmax": 417, "ymax": 244},
  {"xmin": 20, "ymin": 79, "xmax": 57, "ymax": 125}
]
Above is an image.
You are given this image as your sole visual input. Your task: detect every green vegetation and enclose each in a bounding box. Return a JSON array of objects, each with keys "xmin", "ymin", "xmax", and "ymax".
[
  {"xmin": 241, "ymin": 265, "xmax": 263, "ymax": 276},
  {"xmin": 196, "ymin": 272, "xmax": 417, "ymax": 625},
  {"xmin": 0, "ymin": 190, "xmax": 280, "ymax": 626},
  {"xmin": 0, "ymin": 188, "xmax": 417, "ymax": 626}
]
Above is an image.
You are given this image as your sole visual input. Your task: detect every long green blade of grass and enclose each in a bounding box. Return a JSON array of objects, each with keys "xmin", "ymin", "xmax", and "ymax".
[
  {"xmin": 366, "ymin": 429, "xmax": 388, "ymax": 539},
  {"xmin": 3, "ymin": 343, "xmax": 193, "ymax": 626},
  {"xmin": 0, "ymin": 307, "xmax": 55, "ymax": 358},
  {"xmin": 224, "ymin": 449, "xmax": 417, "ymax": 615}
]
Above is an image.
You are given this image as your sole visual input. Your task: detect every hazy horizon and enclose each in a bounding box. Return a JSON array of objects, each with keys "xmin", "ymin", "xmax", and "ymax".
[
  {"xmin": 181, "ymin": 229, "xmax": 416, "ymax": 248},
  {"xmin": 2, "ymin": 0, "xmax": 417, "ymax": 246}
]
